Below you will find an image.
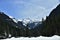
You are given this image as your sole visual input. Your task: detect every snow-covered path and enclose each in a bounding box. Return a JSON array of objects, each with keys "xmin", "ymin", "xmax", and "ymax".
[{"xmin": 2, "ymin": 35, "xmax": 60, "ymax": 40}]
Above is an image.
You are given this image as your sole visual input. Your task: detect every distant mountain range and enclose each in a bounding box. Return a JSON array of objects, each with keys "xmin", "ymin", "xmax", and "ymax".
[
  {"xmin": 9, "ymin": 15, "xmax": 42, "ymax": 29},
  {"xmin": 0, "ymin": 4, "xmax": 60, "ymax": 39},
  {"xmin": 0, "ymin": 11, "xmax": 42, "ymax": 38}
]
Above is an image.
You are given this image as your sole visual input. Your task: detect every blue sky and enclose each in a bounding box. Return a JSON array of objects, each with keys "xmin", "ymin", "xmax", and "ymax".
[{"xmin": 0, "ymin": 0, "xmax": 59, "ymax": 20}]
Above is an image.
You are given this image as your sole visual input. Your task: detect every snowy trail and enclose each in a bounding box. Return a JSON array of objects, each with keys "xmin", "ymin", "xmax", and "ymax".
[{"xmin": 2, "ymin": 35, "xmax": 60, "ymax": 40}]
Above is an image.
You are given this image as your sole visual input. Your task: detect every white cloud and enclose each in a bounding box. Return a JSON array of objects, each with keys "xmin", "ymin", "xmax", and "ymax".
[
  {"xmin": 3, "ymin": 0, "xmax": 59, "ymax": 20},
  {"xmin": 19, "ymin": 1, "xmax": 49, "ymax": 20}
]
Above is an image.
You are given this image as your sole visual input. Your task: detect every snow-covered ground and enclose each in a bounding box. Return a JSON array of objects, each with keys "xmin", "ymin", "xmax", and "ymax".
[{"xmin": 2, "ymin": 35, "xmax": 60, "ymax": 40}]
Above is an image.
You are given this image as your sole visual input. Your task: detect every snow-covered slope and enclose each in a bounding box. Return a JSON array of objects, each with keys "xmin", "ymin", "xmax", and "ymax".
[
  {"xmin": 9, "ymin": 16, "xmax": 18, "ymax": 23},
  {"xmin": 9, "ymin": 16, "xmax": 41, "ymax": 25},
  {"xmin": 18, "ymin": 18, "xmax": 41, "ymax": 23},
  {"xmin": 3, "ymin": 35, "xmax": 60, "ymax": 40},
  {"xmin": 17, "ymin": 18, "xmax": 41, "ymax": 26}
]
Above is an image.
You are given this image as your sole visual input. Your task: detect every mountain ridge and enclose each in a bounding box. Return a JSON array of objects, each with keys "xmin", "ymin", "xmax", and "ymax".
[{"xmin": 0, "ymin": 4, "xmax": 60, "ymax": 39}]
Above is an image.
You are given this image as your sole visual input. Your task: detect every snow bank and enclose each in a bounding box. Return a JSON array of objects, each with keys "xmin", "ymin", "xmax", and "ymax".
[{"xmin": 2, "ymin": 35, "xmax": 60, "ymax": 40}]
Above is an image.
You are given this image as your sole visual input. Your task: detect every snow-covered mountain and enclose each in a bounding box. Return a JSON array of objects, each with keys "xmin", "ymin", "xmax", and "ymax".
[
  {"xmin": 16, "ymin": 18, "xmax": 42, "ymax": 29},
  {"xmin": 11, "ymin": 17, "xmax": 42, "ymax": 29},
  {"xmin": 0, "ymin": 12, "xmax": 42, "ymax": 30},
  {"xmin": 18, "ymin": 18, "xmax": 41, "ymax": 24}
]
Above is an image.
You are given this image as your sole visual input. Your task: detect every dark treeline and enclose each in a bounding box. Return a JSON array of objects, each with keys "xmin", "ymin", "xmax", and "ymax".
[
  {"xmin": 0, "ymin": 4, "xmax": 60, "ymax": 39},
  {"xmin": 40, "ymin": 4, "xmax": 60, "ymax": 36}
]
